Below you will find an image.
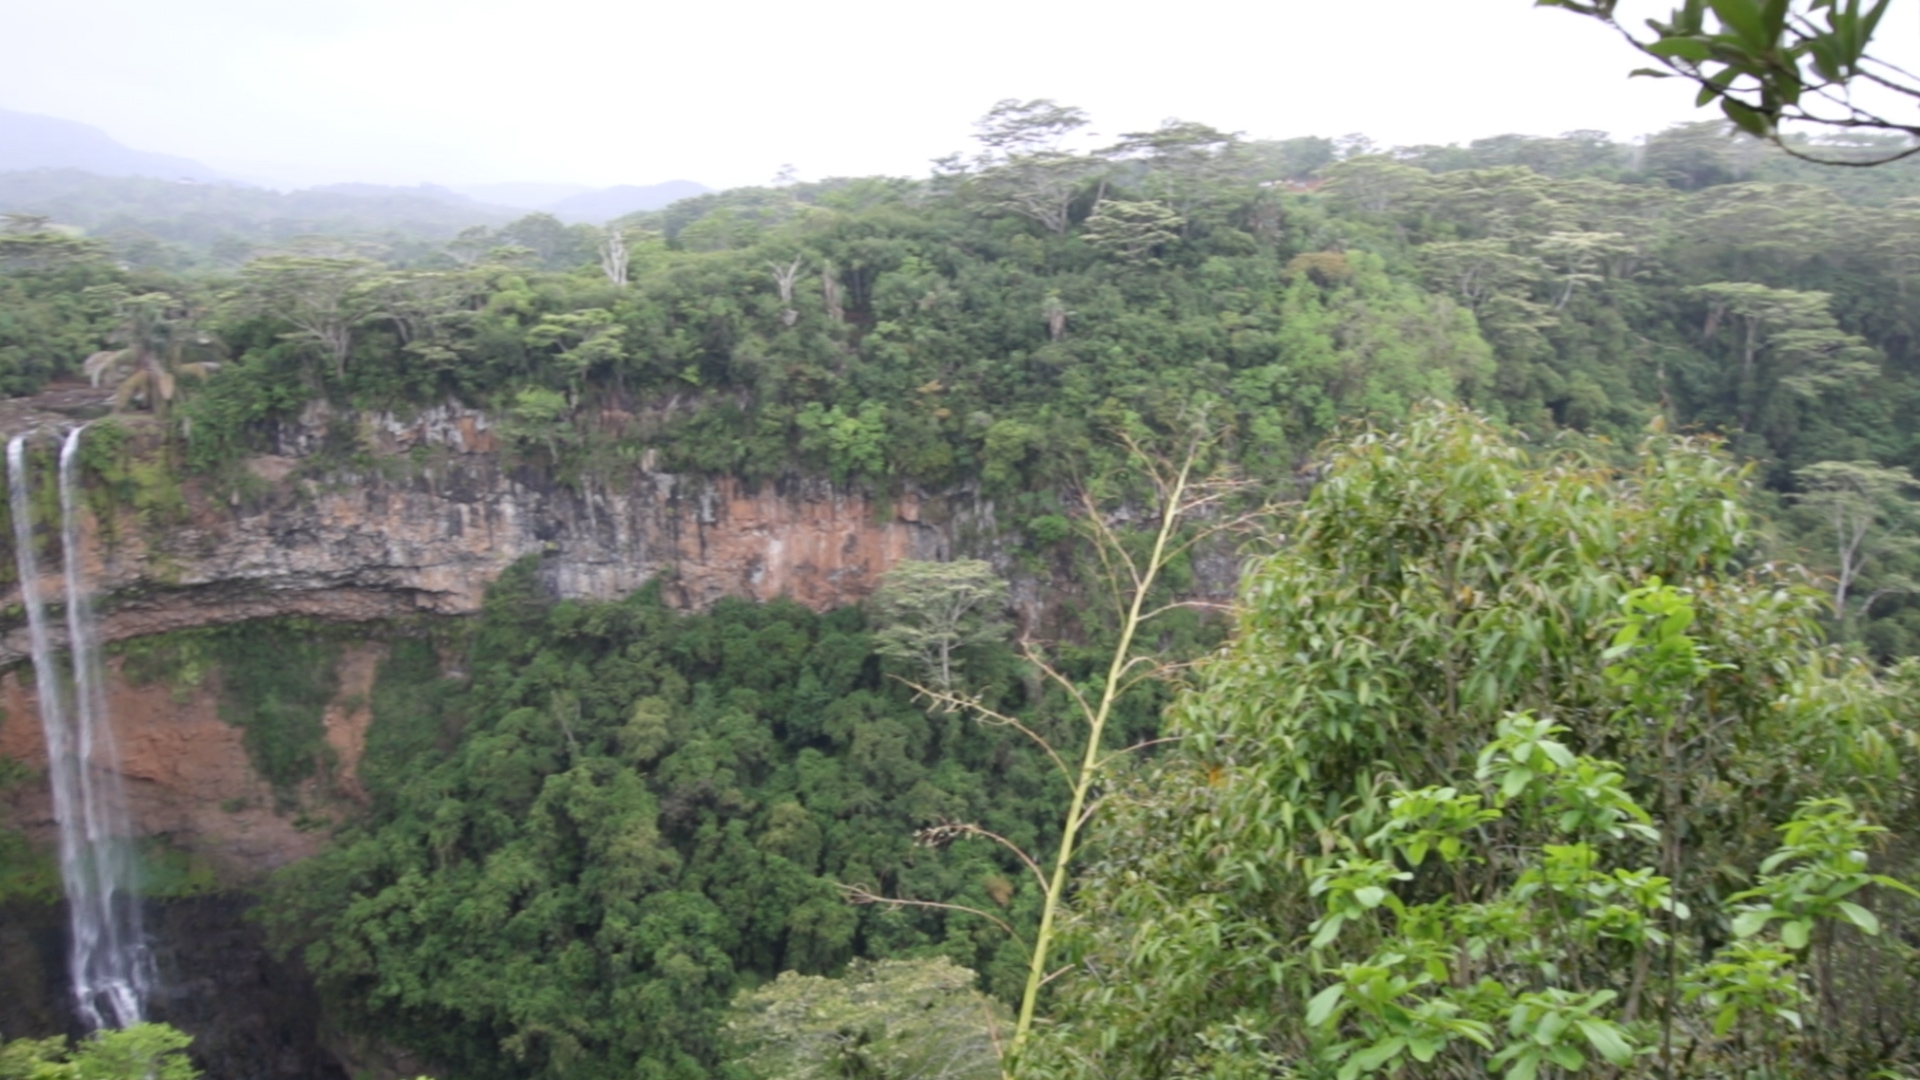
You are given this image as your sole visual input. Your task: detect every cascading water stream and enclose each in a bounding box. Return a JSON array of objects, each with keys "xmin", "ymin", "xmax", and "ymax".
[{"xmin": 7, "ymin": 427, "xmax": 151, "ymax": 1030}]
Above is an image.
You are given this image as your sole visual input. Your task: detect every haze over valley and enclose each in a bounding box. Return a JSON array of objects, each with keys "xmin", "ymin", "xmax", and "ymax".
[{"xmin": 8, "ymin": 3, "xmax": 1920, "ymax": 1080}]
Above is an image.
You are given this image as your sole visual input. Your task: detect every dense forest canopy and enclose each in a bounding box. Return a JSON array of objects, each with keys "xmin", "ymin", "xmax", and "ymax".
[
  {"xmin": 1033, "ymin": 408, "xmax": 1920, "ymax": 1079},
  {"xmin": 11, "ymin": 112, "xmax": 1920, "ymax": 649},
  {"xmin": 7, "ymin": 104, "xmax": 1920, "ymax": 1079},
  {"xmin": 255, "ymin": 573, "xmax": 1068, "ymax": 1080}
]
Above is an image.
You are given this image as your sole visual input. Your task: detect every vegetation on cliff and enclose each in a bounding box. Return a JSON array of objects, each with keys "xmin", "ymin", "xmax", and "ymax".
[
  {"xmin": 7, "ymin": 105, "xmax": 1920, "ymax": 1080},
  {"xmin": 11, "ymin": 114, "xmax": 1920, "ymax": 649},
  {"xmin": 255, "ymin": 563, "xmax": 1153, "ymax": 1080},
  {"xmin": 0, "ymin": 1022, "xmax": 199, "ymax": 1080}
]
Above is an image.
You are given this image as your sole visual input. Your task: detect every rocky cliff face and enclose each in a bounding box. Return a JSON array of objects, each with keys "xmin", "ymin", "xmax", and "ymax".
[
  {"xmin": 0, "ymin": 644, "xmax": 383, "ymax": 880},
  {"xmin": 2, "ymin": 403, "xmax": 996, "ymax": 668},
  {"xmin": 0, "ymin": 403, "xmax": 1006, "ymax": 875},
  {"xmin": 0, "ymin": 402, "xmax": 1004, "ymax": 1077}
]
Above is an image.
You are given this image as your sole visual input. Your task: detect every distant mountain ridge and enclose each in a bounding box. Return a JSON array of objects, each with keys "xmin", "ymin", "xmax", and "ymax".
[
  {"xmin": 0, "ymin": 169, "xmax": 526, "ymax": 268},
  {"xmin": 0, "ymin": 107, "xmax": 709, "ymax": 223},
  {"xmin": 546, "ymin": 181, "xmax": 711, "ymax": 221},
  {"xmin": 0, "ymin": 108, "xmax": 230, "ymax": 181},
  {"xmin": 321, "ymin": 178, "xmax": 714, "ymax": 221},
  {"xmin": 449, "ymin": 182, "xmax": 597, "ymax": 210}
]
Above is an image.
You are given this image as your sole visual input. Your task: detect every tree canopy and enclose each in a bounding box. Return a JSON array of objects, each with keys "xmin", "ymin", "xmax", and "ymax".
[
  {"xmin": 13, "ymin": 99, "xmax": 1920, "ymax": 1080},
  {"xmin": 257, "ymin": 568, "xmax": 1077, "ymax": 1080},
  {"xmin": 1033, "ymin": 407, "xmax": 1920, "ymax": 1078}
]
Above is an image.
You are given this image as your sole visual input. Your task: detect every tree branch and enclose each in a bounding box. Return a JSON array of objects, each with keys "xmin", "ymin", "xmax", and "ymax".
[{"xmin": 840, "ymin": 884, "xmax": 1025, "ymax": 945}]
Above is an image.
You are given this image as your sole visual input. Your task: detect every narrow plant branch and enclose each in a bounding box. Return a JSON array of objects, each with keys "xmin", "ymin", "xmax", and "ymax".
[
  {"xmin": 902, "ymin": 678, "xmax": 1074, "ymax": 782},
  {"xmin": 1023, "ymin": 642, "xmax": 1098, "ymax": 722},
  {"xmin": 918, "ymin": 822, "xmax": 1052, "ymax": 898},
  {"xmin": 1006, "ymin": 435, "xmax": 1205, "ymax": 1063},
  {"xmin": 1095, "ymin": 734, "xmax": 1189, "ymax": 771},
  {"xmin": 840, "ymin": 883, "xmax": 1024, "ymax": 943}
]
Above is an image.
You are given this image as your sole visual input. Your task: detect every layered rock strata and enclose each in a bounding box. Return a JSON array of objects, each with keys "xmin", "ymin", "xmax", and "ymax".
[{"xmin": 0, "ymin": 403, "xmax": 989, "ymax": 667}]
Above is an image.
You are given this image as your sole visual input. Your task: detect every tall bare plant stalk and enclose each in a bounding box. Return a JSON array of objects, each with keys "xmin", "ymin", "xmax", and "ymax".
[{"xmin": 850, "ymin": 427, "xmax": 1265, "ymax": 1076}]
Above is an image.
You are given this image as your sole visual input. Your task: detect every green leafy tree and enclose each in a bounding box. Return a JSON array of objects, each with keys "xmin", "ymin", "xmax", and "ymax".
[
  {"xmin": 1691, "ymin": 281, "xmax": 1835, "ymax": 424},
  {"xmin": 869, "ymin": 560, "xmax": 1011, "ymax": 696},
  {"xmin": 499, "ymin": 385, "xmax": 576, "ymax": 463},
  {"xmin": 1098, "ymin": 119, "xmax": 1241, "ymax": 229},
  {"xmin": 497, "ymin": 213, "xmax": 596, "ymax": 270},
  {"xmin": 0, "ymin": 1024, "xmax": 198, "ymax": 1080},
  {"xmin": 1032, "ymin": 407, "xmax": 1918, "ymax": 1079},
  {"xmin": 1080, "ymin": 200, "xmax": 1184, "ymax": 264},
  {"xmin": 526, "ymin": 308, "xmax": 627, "ymax": 393},
  {"xmin": 365, "ymin": 268, "xmax": 484, "ymax": 386},
  {"xmin": 727, "ymin": 957, "xmax": 1008, "ymax": 1080},
  {"xmin": 794, "ymin": 401, "xmax": 890, "ymax": 485},
  {"xmin": 1535, "ymin": 229, "xmax": 1633, "ymax": 308},
  {"xmin": 0, "ymin": 214, "xmax": 105, "ymax": 272},
  {"xmin": 84, "ymin": 291, "xmax": 224, "ymax": 420},
  {"xmin": 228, "ymin": 253, "xmax": 385, "ymax": 380},
  {"xmin": 965, "ymin": 100, "xmax": 1098, "ymax": 235},
  {"xmin": 1791, "ymin": 459, "xmax": 1920, "ymax": 621}
]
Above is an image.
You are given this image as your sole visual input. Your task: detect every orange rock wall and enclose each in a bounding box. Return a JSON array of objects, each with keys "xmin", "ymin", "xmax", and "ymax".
[
  {"xmin": 0, "ymin": 644, "xmax": 387, "ymax": 880},
  {"xmin": 0, "ymin": 404, "xmax": 993, "ymax": 877},
  {"xmin": 0, "ymin": 404, "xmax": 984, "ymax": 666}
]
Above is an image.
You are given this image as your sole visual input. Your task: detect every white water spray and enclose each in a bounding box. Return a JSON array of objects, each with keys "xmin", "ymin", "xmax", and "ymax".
[{"xmin": 7, "ymin": 428, "xmax": 151, "ymax": 1029}]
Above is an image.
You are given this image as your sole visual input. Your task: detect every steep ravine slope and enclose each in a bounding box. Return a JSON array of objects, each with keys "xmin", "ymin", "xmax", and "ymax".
[
  {"xmin": 1, "ymin": 403, "xmax": 994, "ymax": 669},
  {"xmin": 4, "ymin": 402, "xmax": 1003, "ymax": 863},
  {"xmin": 0, "ymin": 402, "xmax": 998, "ymax": 1079}
]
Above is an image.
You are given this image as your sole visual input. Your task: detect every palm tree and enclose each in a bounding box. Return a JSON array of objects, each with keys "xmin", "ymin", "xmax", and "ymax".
[{"xmin": 84, "ymin": 293, "xmax": 224, "ymax": 420}]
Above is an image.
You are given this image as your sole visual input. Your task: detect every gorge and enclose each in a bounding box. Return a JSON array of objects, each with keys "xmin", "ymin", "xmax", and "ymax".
[
  {"xmin": 7, "ymin": 114, "xmax": 1920, "ymax": 1079},
  {"xmin": 0, "ymin": 395, "xmax": 1023, "ymax": 1079}
]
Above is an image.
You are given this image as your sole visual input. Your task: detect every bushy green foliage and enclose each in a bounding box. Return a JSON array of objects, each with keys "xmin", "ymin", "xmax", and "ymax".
[
  {"xmin": 726, "ymin": 956, "xmax": 1007, "ymax": 1080},
  {"xmin": 1032, "ymin": 408, "xmax": 1920, "ymax": 1078},
  {"xmin": 359, "ymin": 636, "xmax": 457, "ymax": 803},
  {"xmin": 0, "ymin": 259, "xmax": 126, "ymax": 396},
  {"xmin": 0, "ymin": 824, "xmax": 60, "ymax": 904},
  {"xmin": 13, "ymin": 113, "xmax": 1920, "ymax": 1078},
  {"xmin": 0, "ymin": 1023, "xmax": 198, "ymax": 1080},
  {"xmin": 134, "ymin": 835, "xmax": 221, "ymax": 899},
  {"xmin": 15, "ymin": 121, "xmax": 1920, "ymax": 653},
  {"xmin": 260, "ymin": 566, "xmax": 1065, "ymax": 1080},
  {"xmin": 0, "ymin": 723, "xmax": 56, "ymax": 906}
]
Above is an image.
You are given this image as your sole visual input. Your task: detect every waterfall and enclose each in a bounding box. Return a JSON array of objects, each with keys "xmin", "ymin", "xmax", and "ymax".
[{"xmin": 7, "ymin": 428, "xmax": 151, "ymax": 1030}]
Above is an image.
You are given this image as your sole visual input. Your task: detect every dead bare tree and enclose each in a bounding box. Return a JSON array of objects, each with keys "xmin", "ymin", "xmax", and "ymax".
[
  {"xmin": 771, "ymin": 256, "xmax": 805, "ymax": 327},
  {"xmin": 1043, "ymin": 294, "xmax": 1069, "ymax": 342},
  {"xmin": 600, "ymin": 228, "xmax": 630, "ymax": 288},
  {"xmin": 822, "ymin": 261, "xmax": 844, "ymax": 323}
]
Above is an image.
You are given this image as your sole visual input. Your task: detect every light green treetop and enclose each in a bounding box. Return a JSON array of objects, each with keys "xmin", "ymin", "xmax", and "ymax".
[
  {"xmin": 1, "ymin": 1024, "xmax": 198, "ymax": 1080},
  {"xmin": 869, "ymin": 560, "xmax": 1011, "ymax": 696},
  {"xmin": 726, "ymin": 957, "xmax": 1007, "ymax": 1080}
]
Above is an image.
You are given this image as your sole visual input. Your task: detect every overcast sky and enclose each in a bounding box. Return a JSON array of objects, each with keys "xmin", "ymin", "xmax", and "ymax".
[{"xmin": 0, "ymin": 0, "xmax": 1799, "ymax": 191}]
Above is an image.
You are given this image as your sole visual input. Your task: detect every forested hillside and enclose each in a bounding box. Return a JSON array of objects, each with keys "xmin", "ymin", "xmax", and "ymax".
[
  {"xmin": 6, "ymin": 108, "xmax": 1920, "ymax": 1079},
  {"xmin": 11, "ymin": 114, "xmax": 1920, "ymax": 649},
  {"xmin": 254, "ymin": 569, "xmax": 1100, "ymax": 1080},
  {"xmin": 0, "ymin": 171, "xmax": 525, "ymax": 270}
]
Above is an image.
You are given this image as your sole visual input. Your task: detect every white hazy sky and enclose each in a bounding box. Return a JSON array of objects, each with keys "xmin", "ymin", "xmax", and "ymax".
[{"xmin": 0, "ymin": 0, "xmax": 1794, "ymax": 191}]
